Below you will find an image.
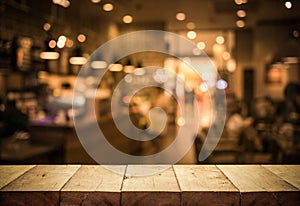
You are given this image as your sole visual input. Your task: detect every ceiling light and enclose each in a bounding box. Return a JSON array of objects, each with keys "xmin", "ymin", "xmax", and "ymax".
[
  {"xmin": 197, "ymin": 42, "xmax": 206, "ymax": 50},
  {"xmin": 77, "ymin": 34, "xmax": 86, "ymax": 43},
  {"xmin": 58, "ymin": 35, "xmax": 67, "ymax": 42},
  {"xmin": 293, "ymin": 30, "xmax": 299, "ymax": 38},
  {"xmin": 236, "ymin": 20, "xmax": 245, "ymax": 28},
  {"xmin": 103, "ymin": 3, "xmax": 114, "ymax": 11},
  {"xmin": 66, "ymin": 39, "xmax": 74, "ymax": 48},
  {"xmin": 40, "ymin": 52, "xmax": 60, "ymax": 60},
  {"xmin": 187, "ymin": 31, "xmax": 196, "ymax": 39},
  {"xmin": 236, "ymin": 10, "xmax": 246, "ymax": 18},
  {"xmin": 69, "ymin": 57, "xmax": 87, "ymax": 65},
  {"xmin": 285, "ymin": 1, "xmax": 292, "ymax": 9},
  {"xmin": 186, "ymin": 22, "xmax": 196, "ymax": 30},
  {"xmin": 48, "ymin": 40, "xmax": 56, "ymax": 48},
  {"xmin": 235, "ymin": 0, "xmax": 247, "ymax": 5},
  {"xmin": 57, "ymin": 40, "xmax": 65, "ymax": 49},
  {"xmin": 234, "ymin": 0, "xmax": 243, "ymax": 5},
  {"xmin": 91, "ymin": 61, "xmax": 107, "ymax": 69},
  {"xmin": 216, "ymin": 36, "xmax": 224, "ymax": 44},
  {"xmin": 123, "ymin": 15, "xmax": 133, "ymax": 24},
  {"xmin": 43, "ymin": 23, "xmax": 51, "ymax": 31},
  {"xmin": 109, "ymin": 63, "xmax": 123, "ymax": 72},
  {"xmin": 176, "ymin": 12, "xmax": 186, "ymax": 21},
  {"xmin": 91, "ymin": 0, "xmax": 101, "ymax": 3}
]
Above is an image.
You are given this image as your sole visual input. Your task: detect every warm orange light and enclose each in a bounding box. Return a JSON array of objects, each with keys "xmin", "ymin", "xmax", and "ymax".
[
  {"xmin": 77, "ymin": 34, "xmax": 86, "ymax": 43},
  {"xmin": 222, "ymin": 52, "xmax": 231, "ymax": 60},
  {"xmin": 123, "ymin": 15, "xmax": 133, "ymax": 24},
  {"xmin": 236, "ymin": 10, "xmax": 246, "ymax": 18},
  {"xmin": 103, "ymin": 3, "xmax": 114, "ymax": 11},
  {"xmin": 197, "ymin": 42, "xmax": 206, "ymax": 50},
  {"xmin": 43, "ymin": 23, "xmax": 51, "ymax": 31},
  {"xmin": 69, "ymin": 57, "xmax": 87, "ymax": 65},
  {"xmin": 91, "ymin": 0, "xmax": 101, "ymax": 3},
  {"xmin": 216, "ymin": 36, "xmax": 224, "ymax": 44},
  {"xmin": 40, "ymin": 51, "xmax": 60, "ymax": 60},
  {"xmin": 236, "ymin": 20, "xmax": 245, "ymax": 28},
  {"xmin": 176, "ymin": 12, "xmax": 186, "ymax": 21},
  {"xmin": 187, "ymin": 31, "xmax": 197, "ymax": 39},
  {"xmin": 48, "ymin": 40, "xmax": 56, "ymax": 48},
  {"xmin": 186, "ymin": 22, "xmax": 196, "ymax": 30}
]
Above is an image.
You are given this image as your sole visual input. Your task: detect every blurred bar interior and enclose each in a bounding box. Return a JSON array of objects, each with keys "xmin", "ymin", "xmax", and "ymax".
[{"xmin": 0, "ymin": 0, "xmax": 299, "ymax": 164}]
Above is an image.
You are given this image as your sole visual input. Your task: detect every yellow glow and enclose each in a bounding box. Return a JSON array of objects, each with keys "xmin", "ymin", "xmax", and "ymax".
[
  {"xmin": 91, "ymin": 61, "xmax": 107, "ymax": 69},
  {"xmin": 69, "ymin": 57, "xmax": 87, "ymax": 65},
  {"xmin": 123, "ymin": 15, "xmax": 133, "ymax": 24},
  {"xmin": 236, "ymin": 20, "xmax": 245, "ymax": 28},
  {"xmin": 57, "ymin": 40, "xmax": 65, "ymax": 49},
  {"xmin": 43, "ymin": 23, "xmax": 51, "ymax": 31},
  {"xmin": 48, "ymin": 40, "xmax": 56, "ymax": 48},
  {"xmin": 40, "ymin": 51, "xmax": 60, "ymax": 60},
  {"xmin": 176, "ymin": 12, "xmax": 186, "ymax": 21},
  {"xmin": 212, "ymin": 43, "xmax": 225, "ymax": 54},
  {"xmin": 293, "ymin": 30, "xmax": 299, "ymax": 38},
  {"xmin": 177, "ymin": 117, "xmax": 186, "ymax": 126},
  {"xmin": 199, "ymin": 83, "xmax": 208, "ymax": 92},
  {"xmin": 66, "ymin": 39, "xmax": 74, "ymax": 48},
  {"xmin": 103, "ymin": 3, "xmax": 114, "ymax": 11},
  {"xmin": 124, "ymin": 65, "xmax": 135, "ymax": 73},
  {"xmin": 91, "ymin": 0, "xmax": 101, "ymax": 3},
  {"xmin": 61, "ymin": 0, "xmax": 70, "ymax": 8},
  {"xmin": 197, "ymin": 41, "xmax": 206, "ymax": 50},
  {"xmin": 222, "ymin": 52, "xmax": 231, "ymax": 60},
  {"xmin": 186, "ymin": 22, "xmax": 196, "ymax": 30},
  {"xmin": 77, "ymin": 34, "xmax": 86, "ymax": 43},
  {"xmin": 285, "ymin": 1, "xmax": 292, "ymax": 9},
  {"xmin": 216, "ymin": 36, "xmax": 224, "ymax": 44},
  {"xmin": 187, "ymin": 31, "xmax": 197, "ymax": 39},
  {"xmin": 236, "ymin": 10, "xmax": 246, "ymax": 18},
  {"xmin": 234, "ymin": 0, "xmax": 245, "ymax": 5},
  {"xmin": 226, "ymin": 59, "xmax": 236, "ymax": 72},
  {"xmin": 109, "ymin": 63, "xmax": 123, "ymax": 72},
  {"xmin": 58, "ymin": 35, "xmax": 67, "ymax": 42}
]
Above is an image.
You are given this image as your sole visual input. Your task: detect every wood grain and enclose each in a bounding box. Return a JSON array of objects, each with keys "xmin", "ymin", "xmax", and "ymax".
[
  {"xmin": 60, "ymin": 165, "xmax": 126, "ymax": 206},
  {"xmin": 122, "ymin": 165, "xmax": 180, "ymax": 206},
  {"xmin": 2, "ymin": 165, "xmax": 80, "ymax": 191},
  {"xmin": 263, "ymin": 165, "xmax": 300, "ymax": 189},
  {"xmin": 218, "ymin": 165, "xmax": 299, "ymax": 205},
  {"xmin": 174, "ymin": 165, "xmax": 240, "ymax": 206},
  {"xmin": 1, "ymin": 165, "xmax": 80, "ymax": 206},
  {"xmin": 0, "ymin": 165, "xmax": 35, "ymax": 189}
]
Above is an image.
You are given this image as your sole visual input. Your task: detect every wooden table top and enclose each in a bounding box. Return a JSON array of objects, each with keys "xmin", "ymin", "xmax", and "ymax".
[{"xmin": 0, "ymin": 164, "xmax": 299, "ymax": 206}]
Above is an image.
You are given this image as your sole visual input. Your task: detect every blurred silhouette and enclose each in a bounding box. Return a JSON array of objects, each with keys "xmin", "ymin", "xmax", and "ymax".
[{"xmin": 2, "ymin": 100, "xmax": 29, "ymax": 137}]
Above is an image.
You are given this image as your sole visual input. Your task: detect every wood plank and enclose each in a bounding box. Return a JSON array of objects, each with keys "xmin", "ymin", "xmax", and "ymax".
[
  {"xmin": 218, "ymin": 165, "xmax": 300, "ymax": 206},
  {"xmin": 2, "ymin": 165, "xmax": 80, "ymax": 191},
  {"xmin": 263, "ymin": 165, "xmax": 300, "ymax": 189},
  {"xmin": 0, "ymin": 165, "xmax": 35, "ymax": 189},
  {"xmin": 60, "ymin": 165, "xmax": 126, "ymax": 206},
  {"xmin": 122, "ymin": 165, "xmax": 180, "ymax": 206},
  {"xmin": 173, "ymin": 165, "xmax": 239, "ymax": 206},
  {"xmin": 1, "ymin": 165, "xmax": 80, "ymax": 206}
]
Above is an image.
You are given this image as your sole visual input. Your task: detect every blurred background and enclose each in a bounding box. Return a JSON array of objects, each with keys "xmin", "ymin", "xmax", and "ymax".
[{"xmin": 0, "ymin": 0, "xmax": 299, "ymax": 164}]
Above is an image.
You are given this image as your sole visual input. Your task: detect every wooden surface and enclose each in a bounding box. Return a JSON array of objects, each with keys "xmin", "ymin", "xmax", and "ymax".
[{"xmin": 0, "ymin": 165, "xmax": 299, "ymax": 206}]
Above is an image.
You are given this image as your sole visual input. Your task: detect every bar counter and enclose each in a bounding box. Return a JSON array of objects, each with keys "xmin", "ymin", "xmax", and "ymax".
[{"xmin": 0, "ymin": 165, "xmax": 299, "ymax": 205}]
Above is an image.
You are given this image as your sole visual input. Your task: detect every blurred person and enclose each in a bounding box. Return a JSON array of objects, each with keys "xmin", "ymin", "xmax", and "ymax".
[{"xmin": 276, "ymin": 82, "xmax": 300, "ymax": 142}]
